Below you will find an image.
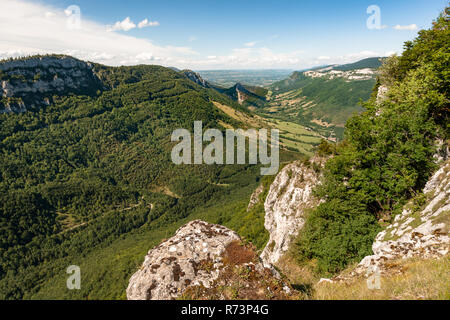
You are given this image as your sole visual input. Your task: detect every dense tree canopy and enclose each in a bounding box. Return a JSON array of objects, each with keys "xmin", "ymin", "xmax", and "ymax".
[{"xmin": 296, "ymin": 10, "xmax": 449, "ymax": 274}]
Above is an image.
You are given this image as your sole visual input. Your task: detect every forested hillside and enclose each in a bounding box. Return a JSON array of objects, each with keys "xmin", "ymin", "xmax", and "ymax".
[
  {"xmin": 264, "ymin": 58, "xmax": 382, "ymax": 139},
  {"xmin": 0, "ymin": 6, "xmax": 448, "ymax": 301},
  {"xmin": 0, "ymin": 58, "xmax": 290, "ymax": 299},
  {"xmin": 294, "ymin": 10, "xmax": 449, "ymax": 274}
]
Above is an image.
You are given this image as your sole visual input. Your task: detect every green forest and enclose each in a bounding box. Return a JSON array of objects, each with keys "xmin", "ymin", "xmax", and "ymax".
[
  {"xmin": 295, "ymin": 10, "xmax": 449, "ymax": 274},
  {"xmin": 0, "ymin": 7, "xmax": 448, "ymax": 300},
  {"xmin": 0, "ymin": 62, "xmax": 291, "ymax": 299},
  {"xmin": 264, "ymin": 60, "xmax": 380, "ymax": 139}
]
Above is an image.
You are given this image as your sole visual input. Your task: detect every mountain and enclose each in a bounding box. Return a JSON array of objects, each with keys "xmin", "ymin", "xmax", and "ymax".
[
  {"xmin": 264, "ymin": 57, "xmax": 384, "ymax": 139},
  {"xmin": 197, "ymin": 69, "xmax": 293, "ymax": 88},
  {"xmin": 123, "ymin": 14, "xmax": 450, "ymax": 301},
  {"xmin": 219, "ymin": 83, "xmax": 268, "ymax": 109},
  {"xmin": 0, "ymin": 55, "xmax": 102, "ymax": 113},
  {"xmin": 0, "ymin": 54, "xmax": 278, "ymax": 299},
  {"xmin": 180, "ymin": 70, "xmax": 269, "ymax": 109},
  {"xmin": 181, "ymin": 70, "xmax": 211, "ymax": 88}
]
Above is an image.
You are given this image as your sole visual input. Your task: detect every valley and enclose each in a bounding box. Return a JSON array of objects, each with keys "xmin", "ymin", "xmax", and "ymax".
[
  {"xmin": 197, "ymin": 57, "xmax": 382, "ymax": 141},
  {"xmin": 260, "ymin": 58, "xmax": 382, "ymax": 140},
  {"xmin": 0, "ymin": 7, "xmax": 448, "ymax": 301},
  {"xmin": 197, "ymin": 69, "xmax": 293, "ymax": 88}
]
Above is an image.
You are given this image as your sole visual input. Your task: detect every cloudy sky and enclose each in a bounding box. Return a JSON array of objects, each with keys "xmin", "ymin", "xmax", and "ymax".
[{"xmin": 0, "ymin": 0, "xmax": 446, "ymax": 70}]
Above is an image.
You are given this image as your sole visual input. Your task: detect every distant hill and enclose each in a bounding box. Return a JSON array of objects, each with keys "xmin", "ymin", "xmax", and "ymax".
[
  {"xmin": 218, "ymin": 83, "xmax": 268, "ymax": 109},
  {"xmin": 333, "ymin": 57, "xmax": 384, "ymax": 71},
  {"xmin": 264, "ymin": 57, "xmax": 385, "ymax": 139},
  {"xmin": 0, "ymin": 55, "xmax": 103, "ymax": 113},
  {"xmin": 197, "ymin": 69, "xmax": 293, "ymax": 87}
]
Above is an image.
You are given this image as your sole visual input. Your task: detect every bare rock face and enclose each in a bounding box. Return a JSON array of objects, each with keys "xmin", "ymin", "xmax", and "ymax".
[
  {"xmin": 0, "ymin": 55, "xmax": 102, "ymax": 112},
  {"xmin": 376, "ymin": 85, "xmax": 389, "ymax": 104},
  {"xmin": 182, "ymin": 70, "xmax": 210, "ymax": 88},
  {"xmin": 247, "ymin": 184, "xmax": 264, "ymax": 211},
  {"xmin": 354, "ymin": 160, "xmax": 450, "ymax": 275},
  {"xmin": 261, "ymin": 157, "xmax": 324, "ymax": 266},
  {"xmin": 126, "ymin": 220, "xmax": 289, "ymax": 300}
]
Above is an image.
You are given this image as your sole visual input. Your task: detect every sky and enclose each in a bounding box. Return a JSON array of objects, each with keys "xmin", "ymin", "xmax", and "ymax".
[{"xmin": 0, "ymin": 0, "xmax": 447, "ymax": 70}]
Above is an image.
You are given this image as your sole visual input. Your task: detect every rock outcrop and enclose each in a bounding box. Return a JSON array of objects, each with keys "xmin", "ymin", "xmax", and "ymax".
[
  {"xmin": 127, "ymin": 220, "xmax": 291, "ymax": 300},
  {"xmin": 0, "ymin": 55, "xmax": 102, "ymax": 112},
  {"xmin": 247, "ymin": 184, "xmax": 264, "ymax": 211},
  {"xmin": 261, "ymin": 157, "xmax": 324, "ymax": 265},
  {"xmin": 376, "ymin": 85, "xmax": 389, "ymax": 104},
  {"xmin": 182, "ymin": 70, "xmax": 210, "ymax": 88},
  {"xmin": 354, "ymin": 160, "xmax": 450, "ymax": 275}
]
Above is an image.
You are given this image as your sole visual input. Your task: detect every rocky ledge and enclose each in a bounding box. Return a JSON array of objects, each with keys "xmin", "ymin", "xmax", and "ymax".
[
  {"xmin": 354, "ymin": 160, "xmax": 450, "ymax": 275},
  {"xmin": 182, "ymin": 70, "xmax": 210, "ymax": 88},
  {"xmin": 260, "ymin": 157, "xmax": 324, "ymax": 266},
  {"xmin": 127, "ymin": 220, "xmax": 292, "ymax": 300},
  {"xmin": 0, "ymin": 55, "xmax": 102, "ymax": 113}
]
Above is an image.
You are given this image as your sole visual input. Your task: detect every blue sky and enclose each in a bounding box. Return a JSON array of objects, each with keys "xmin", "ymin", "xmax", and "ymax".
[{"xmin": 0, "ymin": 0, "xmax": 447, "ymax": 69}]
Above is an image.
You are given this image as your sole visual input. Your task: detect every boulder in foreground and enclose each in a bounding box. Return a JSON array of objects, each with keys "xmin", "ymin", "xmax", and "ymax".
[{"xmin": 127, "ymin": 220, "xmax": 292, "ymax": 300}]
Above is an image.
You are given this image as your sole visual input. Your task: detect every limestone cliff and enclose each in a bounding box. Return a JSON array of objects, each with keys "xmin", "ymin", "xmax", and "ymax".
[
  {"xmin": 260, "ymin": 157, "xmax": 324, "ymax": 266},
  {"xmin": 182, "ymin": 70, "xmax": 210, "ymax": 88},
  {"xmin": 0, "ymin": 55, "xmax": 102, "ymax": 113},
  {"xmin": 247, "ymin": 183, "xmax": 264, "ymax": 212},
  {"xmin": 353, "ymin": 160, "xmax": 449, "ymax": 275}
]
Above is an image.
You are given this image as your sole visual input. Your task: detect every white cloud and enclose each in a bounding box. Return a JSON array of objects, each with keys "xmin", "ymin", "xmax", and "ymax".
[
  {"xmin": 45, "ymin": 11, "xmax": 55, "ymax": 18},
  {"xmin": 0, "ymin": 0, "xmax": 196, "ymax": 67},
  {"xmin": 138, "ymin": 18, "xmax": 160, "ymax": 29},
  {"xmin": 108, "ymin": 17, "xmax": 136, "ymax": 32},
  {"xmin": 244, "ymin": 41, "xmax": 257, "ymax": 47},
  {"xmin": 393, "ymin": 24, "xmax": 418, "ymax": 31},
  {"xmin": 375, "ymin": 25, "xmax": 388, "ymax": 30},
  {"xmin": 0, "ymin": 0, "xmax": 399, "ymax": 70},
  {"xmin": 384, "ymin": 50, "xmax": 397, "ymax": 57}
]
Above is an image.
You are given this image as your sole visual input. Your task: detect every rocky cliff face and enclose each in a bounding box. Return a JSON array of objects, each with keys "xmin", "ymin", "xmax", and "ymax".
[
  {"xmin": 182, "ymin": 70, "xmax": 210, "ymax": 88},
  {"xmin": 260, "ymin": 157, "xmax": 324, "ymax": 266},
  {"xmin": 0, "ymin": 55, "xmax": 102, "ymax": 113},
  {"xmin": 247, "ymin": 184, "xmax": 264, "ymax": 212},
  {"xmin": 376, "ymin": 85, "xmax": 389, "ymax": 104},
  {"xmin": 127, "ymin": 220, "xmax": 291, "ymax": 300},
  {"xmin": 354, "ymin": 160, "xmax": 450, "ymax": 275}
]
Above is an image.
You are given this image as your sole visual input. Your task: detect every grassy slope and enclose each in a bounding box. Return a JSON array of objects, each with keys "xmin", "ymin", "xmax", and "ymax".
[
  {"xmin": 265, "ymin": 77, "xmax": 375, "ymax": 139},
  {"xmin": 213, "ymin": 101, "xmax": 323, "ymax": 156},
  {"xmin": 263, "ymin": 59, "xmax": 380, "ymax": 139},
  {"xmin": 315, "ymin": 257, "xmax": 450, "ymax": 300}
]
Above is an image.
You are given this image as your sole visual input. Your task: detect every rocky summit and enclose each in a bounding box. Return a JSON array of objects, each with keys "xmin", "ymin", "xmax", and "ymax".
[
  {"xmin": 127, "ymin": 220, "xmax": 291, "ymax": 300},
  {"xmin": 0, "ymin": 55, "xmax": 101, "ymax": 113}
]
